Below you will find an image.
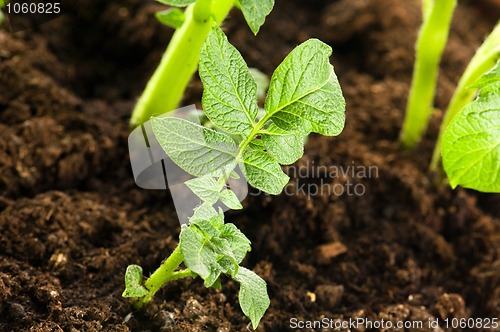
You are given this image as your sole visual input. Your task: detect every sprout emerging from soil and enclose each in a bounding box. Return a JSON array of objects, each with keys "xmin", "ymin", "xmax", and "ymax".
[{"xmin": 123, "ymin": 27, "xmax": 346, "ymax": 328}]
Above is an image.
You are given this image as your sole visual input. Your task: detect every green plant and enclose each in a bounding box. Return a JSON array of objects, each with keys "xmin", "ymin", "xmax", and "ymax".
[
  {"xmin": 399, "ymin": 0, "xmax": 500, "ymax": 183},
  {"xmin": 123, "ymin": 27, "xmax": 346, "ymax": 328},
  {"xmin": 399, "ymin": 0, "xmax": 457, "ymax": 148},
  {"xmin": 130, "ymin": 0, "xmax": 275, "ymax": 128},
  {"xmin": 430, "ymin": 22, "xmax": 500, "ymax": 170},
  {"xmin": 441, "ymin": 61, "xmax": 500, "ymax": 192},
  {"xmin": 0, "ymin": 0, "xmax": 5, "ymax": 25}
]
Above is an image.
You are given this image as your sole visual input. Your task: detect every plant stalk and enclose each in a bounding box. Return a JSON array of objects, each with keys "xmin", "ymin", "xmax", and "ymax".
[
  {"xmin": 134, "ymin": 245, "xmax": 185, "ymax": 308},
  {"xmin": 399, "ymin": 0, "xmax": 457, "ymax": 148},
  {"xmin": 130, "ymin": 0, "xmax": 234, "ymax": 128},
  {"xmin": 429, "ymin": 21, "xmax": 500, "ymax": 171}
]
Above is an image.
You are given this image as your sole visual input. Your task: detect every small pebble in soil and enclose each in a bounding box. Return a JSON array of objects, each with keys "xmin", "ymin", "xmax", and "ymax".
[
  {"xmin": 48, "ymin": 252, "xmax": 68, "ymax": 272},
  {"xmin": 315, "ymin": 284, "xmax": 344, "ymax": 308},
  {"xmin": 316, "ymin": 242, "xmax": 347, "ymax": 265},
  {"xmin": 306, "ymin": 291, "xmax": 316, "ymax": 302},
  {"xmin": 183, "ymin": 298, "xmax": 205, "ymax": 320},
  {"xmin": 8, "ymin": 302, "xmax": 26, "ymax": 320}
]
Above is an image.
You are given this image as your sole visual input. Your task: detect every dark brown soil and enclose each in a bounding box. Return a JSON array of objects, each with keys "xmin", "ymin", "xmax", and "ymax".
[{"xmin": 0, "ymin": 0, "xmax": 499, "ymax": 331}]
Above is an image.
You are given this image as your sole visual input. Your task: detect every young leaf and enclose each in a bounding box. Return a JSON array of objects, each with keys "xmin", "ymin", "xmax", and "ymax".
[
  {"xmin": 199, "ymin": 27, "xmax": 259, "ymax": 136},
  {"xmin": 155, "ymin": 8, "xmax": 186, "ymax": 29},
  {"xmin": 122, "ymin": 265, "xmax": 148, "ymax": 298},
  {"xmin": 190, "ymin": 202, "xmax": 220, "ymax": 223},
  {"xmin": 264, "ymin": 39, "xmax": 346, "ymax": 136},
  {"xmin": 261, "ymin": 123, "xmax": 305, "ymax": 165},
  {"xmin": 234, "ymin": 267, "xmax": 270, "ymax": 329},
  {"xmin": 180, "ymin": 223, "xmax": 223, "ymax": 287},
  {"xmin": 180, "ymin": 217, "xmax": 251, "ymax": 287},
  {"xmin": 219, "ymin": 189, "xmax": 243, "ymax": 209},
  {"xmin": 239, "ymin": 0, "xmax": 275, "ymax": 35},
  {"xmin": 442, "ymin": 62, "xmax": 500, "ymax": 192},
  {"xmin": 185, "ymin": 176, "xmax": 220, "ymax": 204},
  {"xmin": 220, "ymin": 223, "xmax": 251, "ymax": 263},
  {"xmin": 156, "ymin": 0, "xmax": 196, "ymax": 6},
  {"xmin": 242, "ymin": 148, "xmax": 289, "ymax": 195},
  {"xmin": 152, "ymin": 117, "xmax": 237, "ymax": 177}
]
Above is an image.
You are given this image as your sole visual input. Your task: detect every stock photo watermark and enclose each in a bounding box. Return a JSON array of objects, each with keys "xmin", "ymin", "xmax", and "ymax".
[
  {"xmin": 2, "ymin": 0, "xmax": 75, "ymax": 32},
  {"xmin": 250, "ymin": 160, "xmax": 379, "ymax": 199},
  {"xmin": 289, "ymin": 316, "xmax": 499, "ymax": 330},
  {"xmin": 128, "ymin": 105, "xmax": 378, "ymax": 225}
]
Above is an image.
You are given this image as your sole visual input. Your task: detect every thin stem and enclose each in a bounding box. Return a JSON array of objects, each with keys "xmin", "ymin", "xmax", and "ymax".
[
  {"xmin": 429, "ymin": 21, "xmax": 500, "ymax": 171},
  {"xmin": 130, "ymin": 0, "xmax": 234, "ymax": 128},
  {"xmin": 134, "ymin": 245, "xmax": 185, "ymax": 308},
  {"xmin": 216, "ymin": 111, "xmax": 274, "ymax": 190},
  {"xmin": 399, "ymin": 0, "xmax": 457, "ymax": 148},
  {"xmin": 170, "ymin": 268, "xmax": 197, "ymax": 281}
]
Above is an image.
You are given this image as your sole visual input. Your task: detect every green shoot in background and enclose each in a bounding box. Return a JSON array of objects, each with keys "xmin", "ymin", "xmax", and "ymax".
[
  {"xmin": 430, "ymin": 21, "xmax": 500, "ymax": 170},
  {"xmin": 123, "ymin": 27, "xmax": 346, "ymax": 328},
  {"xmin": 400, "ymin": 0, "xmax": 457, "ymax": 148},
  {"xmin": 130, "ymin": 0, "xmax": 275, "ymax": 128},
  {"xmin": 441, "ymin": 61, "xmax": 500, "ymax": 193},
  {"xmin": 0, "ymin": 0, "xmax": 5, "ymax": 25}
]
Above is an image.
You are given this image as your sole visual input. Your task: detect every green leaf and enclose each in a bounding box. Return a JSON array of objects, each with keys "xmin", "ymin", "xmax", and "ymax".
[
  {"xmin": 156, "ymin": 0, "xmax": 196, "ymax": 6},
  {"xmin": 234, "ymin": 267, "xmax": 270, "ymax": 329},
  {"xmin": 0, "ymin": 10, "xmax": 3, "ymax": 26},
  {"xmin": 190, "ymin": 202, "xmax": 219, "ymax": 223},
  {"xmin": 152, "ymin": 117, "xmax": 237, "ymax": 177},
  {"xmin": 180, "ymin": 223, "xmax": 222, "ymax": 287},
  {"xmin": 248, "ymin": 138, "xmax": 266, "ymax": 151},
  {"xmin": 239, "ymin": 0, "xmax": 274, "ymax": 35},
  {"xmin": 122, "ymin": 265, "xmax": 148, "ymax": 298},
  {"xmin": 264, "ymin": 39, "xmax": 346, "ymax": 136},
  {"xmin": 219, "ymin": 189, "xmax": 243, "ymax": 209},
  {"xmin": 261, "ymin": 124, "xmax": 305, "ymax": 165},
  {"xmin": 199, "ymin": 27, "xmax": 259, "ymax": 136},
  {"xmin": 220, "ymin": 223, "xmax": 251, "ymax": 264},
  {"xmin": 442, "ymin": 82, "xmax": 500, "ymax": 192},
  {"xmin": 212, "ymin": 277, "xmax": 222, "ymax": 290},
  {"xmin": 155, "ymin": 8, "xmax": 185, "ymax": 29},
  {"xmin": 229, "ymin": 170, "xmax": 241, "ymax": 179},
  {"xmin": 180, "ymin": 218, "xmax": 251, "ymax": 287},
  {"xmin": 242, "ymin": 148, "xmax": 289, "ymax": 194},
  {"xmin": 185, "ymin": 176, "xmax": 220, "ymax": 204},
  {"xmin": 470, "ymin": 60, "xmax": 500, "ymax": 89}
]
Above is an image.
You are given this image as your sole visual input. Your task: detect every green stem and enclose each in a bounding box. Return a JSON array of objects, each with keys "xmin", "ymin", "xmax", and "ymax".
[
  {"xmin": 216, "ymin": 111, "xmax": 275, "ymax": 190},
  {"xmin": 422, "ymin": 0, "xmax": 433, "ymax": 19},
  {"xmin": 130, "ymin": 0, "xmax": 234, "ymax": 128},
  {"xmin": 399, "ymin": 0, "xmax": 457, "ymax": 148},
  {"xmin": 170, "ymin": 268, "xmax": 197, "ymax": 281},
  {"xmin": 429, "ymin": 21, "xmax": 500, "ymax": 171},
  {"xmin": 134, "ymin": 245, "xmax": 185, "ymax": 308},
  {"xmin": 134, "ymin": 110, "xmax": 271, "ymax": 307}
]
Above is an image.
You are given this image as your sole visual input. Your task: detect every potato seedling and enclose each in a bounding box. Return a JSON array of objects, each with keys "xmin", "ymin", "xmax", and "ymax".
[
  {"xmin": 430, "ymin": 22, "xmax": 500, "ymax": 170},
  {"xmin": 123, "ymin": 27, "xmax": 346, "ymax": 328},
  {"xmin": 400, "ymin": 0, "xmax": 500, "ymax": 188},
  {"xmin": 441, "ymin": 61, "xmax": 500, "ymax": 193},
  {"xmin": 130, "ymin": 0, "xmax": 275, "ymax": 128}
]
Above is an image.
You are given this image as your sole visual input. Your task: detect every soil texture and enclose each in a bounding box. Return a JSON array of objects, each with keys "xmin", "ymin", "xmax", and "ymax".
[{"xmin": 0, "ymin": 0, "xmax": 499, "ymax": 331}]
